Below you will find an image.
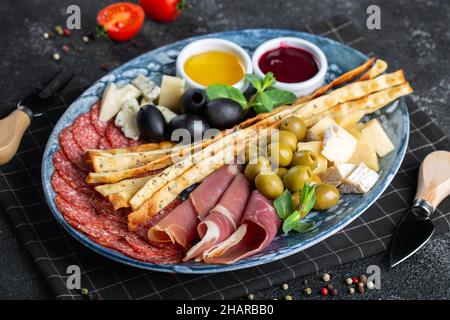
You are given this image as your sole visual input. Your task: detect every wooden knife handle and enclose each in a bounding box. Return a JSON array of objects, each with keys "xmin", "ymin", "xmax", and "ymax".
[
  {"xmin": 415, "ymin": 150, "xmax": 450, "ymax": 209},
  {"xmin": 0, "ymin": 109, "xmax": 31, "ymax": 165}
]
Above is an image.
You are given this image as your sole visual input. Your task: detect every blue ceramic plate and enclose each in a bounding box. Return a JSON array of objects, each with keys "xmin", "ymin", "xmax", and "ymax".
[{"xmin": 42, "ymin": 29, "xmax": 409, "ymax": 273}]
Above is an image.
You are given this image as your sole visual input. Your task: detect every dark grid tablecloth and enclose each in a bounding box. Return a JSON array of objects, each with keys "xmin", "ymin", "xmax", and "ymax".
[{"xmin": 0, "ymin": 18, "xmax": 449, "ymax": 300}]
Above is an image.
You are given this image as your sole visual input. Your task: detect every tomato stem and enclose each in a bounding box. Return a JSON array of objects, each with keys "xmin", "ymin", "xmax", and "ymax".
[{"xmin": 176, "ymin": 0, "xmax": 185, "ymax": 11}]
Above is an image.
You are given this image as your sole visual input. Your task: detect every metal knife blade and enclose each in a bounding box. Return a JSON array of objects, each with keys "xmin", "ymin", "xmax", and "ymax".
[{"xmin": 390, "ymin": 204, "xmax": 435, "ymax": 267}]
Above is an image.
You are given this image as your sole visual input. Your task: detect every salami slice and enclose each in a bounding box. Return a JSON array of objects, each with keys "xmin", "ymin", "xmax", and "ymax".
[
  {"xmin": 105, "ymin": 122, "xmax": 131, "ymax": 148},
  {"xmin": 51, "ymin": 172, "xmax": 91, "ymax": 210},
  {"xmin": 52, "ymin": 149, "xmax": 91, "ymax": 193},
  {"xmin": 90, "ymin": 193, "xmax": 127, "ymax": 223},
  {"xmin": 59, "ymin": 127, "xmax": 89, "ymax": 171},
  {"xmin": 89, "ymin": 103, "xmax": 107, "ymax": 136},
  {"xmin": 97, "ymin": 136, "xmax": 112, "ymax": 150},
  {"xmin": 72, "ymin": 114, "xmax": 100, "ymax": 150},
  {"xmin": 55, "ymin": 195, "xmax": 109, "ymax": 238}
]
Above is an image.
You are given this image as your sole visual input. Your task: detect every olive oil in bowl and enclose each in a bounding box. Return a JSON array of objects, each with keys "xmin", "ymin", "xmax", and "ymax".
[{"xmin": 184, "ymin": 51, "xmax": 245, "ymax": 86}]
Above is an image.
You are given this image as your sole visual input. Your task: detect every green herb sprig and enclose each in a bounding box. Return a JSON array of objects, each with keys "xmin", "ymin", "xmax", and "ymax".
[
  {"xmin": 273, "ymin": 183, "xmax": 317, "ymax": 234},
  {"xmin": 205, "ymin": 72, "xmax": 296, "ymax": 114}
]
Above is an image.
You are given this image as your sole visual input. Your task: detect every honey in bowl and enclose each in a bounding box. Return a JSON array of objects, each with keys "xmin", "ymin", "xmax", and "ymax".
[{"xmin": 184, "ymin": 51, "xmax": 245, "ymax": 86}]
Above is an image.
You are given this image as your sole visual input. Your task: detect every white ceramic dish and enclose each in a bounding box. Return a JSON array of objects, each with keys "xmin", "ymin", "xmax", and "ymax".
[
  {"xmin": 252, "ymin": 37, "xmax": 328, "ymax": 97},
  {"xmin": 176, "ymin": 38, "xmax": 252, "ymax": 90}
]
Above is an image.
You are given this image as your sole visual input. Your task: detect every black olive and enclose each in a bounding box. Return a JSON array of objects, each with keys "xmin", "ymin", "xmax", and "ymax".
[
  {"xmin": 180, "ymin": 88, "xmax": 208, "ymax": 114},
  {"xmin": 136, "ymin": 104, "xmax": 167, "ymax": 142},
  {"xmin": 180, "ymin": 183, "xmax": 200, "ymax": 201},
  {"xmin": 243, "ymin": 85, "xmax": 257, "ymax": 101},
  {"xmin": 168, "ymin": 114, "xmax": 210, "ymax": 143},
  {"xmin": 203, "ymin": 98, "xmax": 246, "ymax": 130},
  {"xmin": 246, "ymin": 107, "xmax": 257, "ymax": 119}
]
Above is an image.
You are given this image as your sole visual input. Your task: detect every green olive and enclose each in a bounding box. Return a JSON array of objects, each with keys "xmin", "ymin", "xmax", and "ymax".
[
  {"xmin": 275, "ymin": 167, "xmax": 288, "ymax": 180},
  {"xmin": 255, "ymin": 172, "xmax": 284, "ymax": 200},
  {"xmin": 314, "ymin": 184, "xmax": 340, "ymax": 210},
  {"xmin": 244, "ymin": 156, "xmax": 271, "ymax": 182},
  {"xmin": 271, "ymin": 130, "xmax": 298, "ymax": 151},
  {"xmin": 283, "ymin": 165, "xmax": 313, "ymax": 192},
  {"xmin": 280, "ymin": 117, "xmax": 307, "ymax": 141},
  {"xmin": 291, "ymin": 191, "xmax": 301, "ymax": 209},
  {"xmin": 291, "ymin": 150, "xmax": 318, "ymax": 170},
  {"xmin": 309, "ymin": 175, "xmax": 322, "ymax": 186},
  {"xmin": 268, "ymin": 143, "xmax": 293, "ymax": 167}
]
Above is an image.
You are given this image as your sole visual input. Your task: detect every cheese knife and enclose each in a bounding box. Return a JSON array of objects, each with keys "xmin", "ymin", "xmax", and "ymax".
[
  {"xmin": 390, "ymin": 150, "xmax": 450, "ymax": 267},
  {"xmin": 0, "ymin": 69, "xmax": 74, "ymax": 165}
]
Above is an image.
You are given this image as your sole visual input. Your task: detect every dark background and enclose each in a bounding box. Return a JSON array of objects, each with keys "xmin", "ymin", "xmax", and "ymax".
[{"xmin": 0, "ymin": 0, "xmax": 449, "ymax": 299}]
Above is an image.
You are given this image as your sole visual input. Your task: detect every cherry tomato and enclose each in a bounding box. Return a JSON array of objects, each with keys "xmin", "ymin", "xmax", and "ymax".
[
  {"xmin": 97, "ymin": 2, "xmax": 145, "ymax": 42},
  {"xmin": 139, "ymin": 0, "xmax": 184, "ymax": 23}
]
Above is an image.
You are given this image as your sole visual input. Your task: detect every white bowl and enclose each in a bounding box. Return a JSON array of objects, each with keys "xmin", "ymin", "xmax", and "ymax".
[
  {"xmin": 252, "ymin": 37, "xmax": 328, "ymax": 97},
  {"xmin": 176, "ymin": 38, "xmax": 252, "ymax": 90}
]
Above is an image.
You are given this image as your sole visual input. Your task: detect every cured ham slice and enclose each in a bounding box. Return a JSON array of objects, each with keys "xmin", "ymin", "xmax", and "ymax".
[
  {"xmin": 183, "ymin": 174, "xmax": 251, "ymax": 261},
  {"xmin": 203, "ymin": 191, "xmax": 281, "ymax": 264},
  {"xmin": 190, "ymin": 164, "xmax": 242, "ymax": 220},
  {"xmin": 147, "ymin": 199, "xmax": 198, "ymax": 249}
]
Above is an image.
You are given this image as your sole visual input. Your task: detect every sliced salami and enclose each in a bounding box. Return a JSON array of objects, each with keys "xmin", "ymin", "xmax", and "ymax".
[
  {"xmin": 72, "ymin": 114, "xmax": 100, "ymax": 150},
  {"xmin": 105, "ymin": 122, "xmax": 131, "ymax": 148},
  {"xmin": 89, "ymin": 103, "xmax": 107, "ymax": 136},
  {"xmin": 59, "ymin": 127, "xmax": 89, "ymax": 171},
  {"xmin": 97, "ymin": 136, "xmax": 112, "ymax": 150},
  {"xmin": 52, "ymin": 149, "xmax": 91, "ymax": 193},
  {"xmin": 55, "ymin": 195, "xmax": 109, "ymax": 238},
  {"xmin": 90, "ymin": 193, "xmax": 127, "ymax": 223},
  {"xmin": 125, "ymin": 234, "xmax": 183, "ymax": 261},
  {"xmin": 51, "ymin": 172, "xmax": 91, "ymax": 210}
]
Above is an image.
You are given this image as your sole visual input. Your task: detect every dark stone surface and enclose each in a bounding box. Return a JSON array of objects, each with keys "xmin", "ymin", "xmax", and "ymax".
[{"xmin": 0, "ymin": 0, "xmax": 448, "ymax": 300}]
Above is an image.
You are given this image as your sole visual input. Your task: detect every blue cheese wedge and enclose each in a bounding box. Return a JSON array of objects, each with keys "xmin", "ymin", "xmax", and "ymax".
[
  {"xmin": 99, "ymin": 83, "xmax": 141, "ymax": 122},
  {"xmin": 318, "ymin": 163, "xmax": 356, "ymax": 186},
  {"xmin": 321, "ymin": 124, "xmax": 357, "ymax": 164},
  {"xmin": 339, "ymin": 162, "xmax": 379, "ymax": 193},
  {"xmin": 131, "ymin": 74, "xmax": 160, "ymax": 102},
  {"xmin": 114, "ymin": 98, "xmax": 140, "ymax": 140}
]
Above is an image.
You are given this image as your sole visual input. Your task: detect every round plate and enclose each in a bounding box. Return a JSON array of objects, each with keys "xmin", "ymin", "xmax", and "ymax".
[{"xmin": 42, "ymin": 29, "xmax": 409, "ymax": 273}]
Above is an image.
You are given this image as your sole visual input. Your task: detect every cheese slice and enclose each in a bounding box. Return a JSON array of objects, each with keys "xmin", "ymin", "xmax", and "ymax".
[
  {"xmin": 321, "ymin": 124, "xmax": 357, "ymax": 164},
  {"xmin": 99, "ymin": 83, "xmax": 141, "ymax": 122},
  {"xmin": 334, "ymin": 110, "xmax": 366, "ymax": 129},
  {"xmin": 348, "ymin": 136, "xmax": 379, "ymax": 172},
  {"xmin": 339, "ymin": 162, "xmax": 379, "ymax": 193},
  {"xmin": 307, "ymin": 116, "xmax": 336, "ymax": 141},
  {"xmin": 318, "ymin": 163, "xmax": 356, "ymax": 186},
  {"xmin": 158, "ymin": 75, "xmax": 185, "ymax": 113},
  {"xmin": 361, "ymin": 119, "xmax": 395, "ymax": 157},
  {"xmin": 297, "ymin": 141, "xmax": 328, "ymax": 173}
]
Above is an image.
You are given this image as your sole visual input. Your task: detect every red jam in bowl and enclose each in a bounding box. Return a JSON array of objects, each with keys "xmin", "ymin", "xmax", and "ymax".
[{"xmin": 258, "ymin": 44, "xmax": 319, "ymax": 83}]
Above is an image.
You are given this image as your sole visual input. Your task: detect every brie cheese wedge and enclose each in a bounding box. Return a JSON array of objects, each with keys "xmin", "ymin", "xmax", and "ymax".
[
  {"xmin": 361, "ymin": 119, "xmax": 395, "ymax": 157},
  {"xmin": 321, "ymin": 124, "xmax": 357, "ymax": 164},
  {"xmin": 318, "ymin": 163, "xmax": 356, "ymax": 186},
  {"xmin": 339, "ymin": 162, "xmax": 379, "ymax": 193}
]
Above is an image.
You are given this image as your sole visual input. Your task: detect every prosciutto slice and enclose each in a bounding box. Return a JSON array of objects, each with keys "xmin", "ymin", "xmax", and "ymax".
[
  {"xmin": 183, "ymin": 174, "xmax": 251, "ymax": 261},
  {"xmin": 147, "ymin": 164, "xmax": 242, "ymax": 249},
  {"xmin": 203, "ymin": 191, "xmax": 281, "ymax": 264},
  {"xmin": 190, "ymin": 164, "xmax": 242, "ymax": 220},
  {"xmin": 147, "ymin": 199, "xmax": 198, "ymax": 249}
]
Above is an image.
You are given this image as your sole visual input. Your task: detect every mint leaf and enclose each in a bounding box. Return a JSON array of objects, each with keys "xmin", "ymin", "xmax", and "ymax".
[
  {"xmin": 292, "ymin": 220, "xmax": 316, "ymax": 233},
  {"xmin": 206, "ymin": 84, "xmax": 248, "ymax": 109},
  {"xmin": 274, "ymin": 189, "xmax": 294, "ymax": 220},
  {"xmin": 299, "ymin": 182, "xmax": 317, "ymax": 218},
  {"xmin": 282, "ymin": 211, "xmax": 301, "ymax": 234},
  {"xmin": 245, "ymin": 74, "xmax": 262, "ymax": 91},
  {"xmin": 265, "ymin": 89, "xmax": 296, "ymax": 108},
  {"xmin": 262, "ymin": 72, "xmax": 276, "ymax": 90},
  {"xmin": 252, "ymin": 91, "xmax": 273, "ymax": 113}
]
